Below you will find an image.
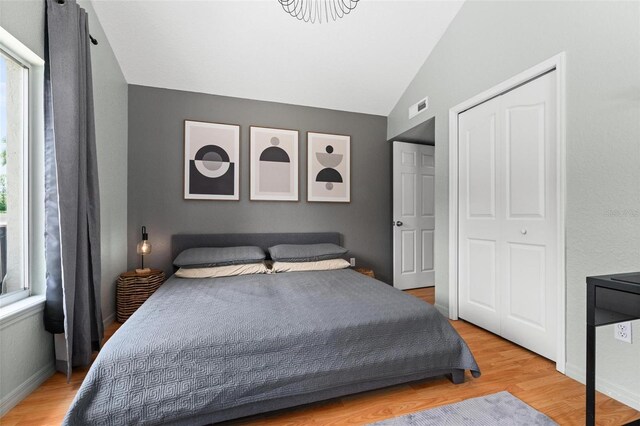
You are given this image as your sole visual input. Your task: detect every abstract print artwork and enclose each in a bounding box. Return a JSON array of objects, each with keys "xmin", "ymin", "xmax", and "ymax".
[
  {"xmin": 307, "ymin": 132, "xmax": 350, "ymax": 202},
  {"xmin": 250, "ymin": 126, "xmax": 299, "ymax": 201},
  {"xmin": 184, "ymin": 120, "xmax": 240, "ymax": 200}
]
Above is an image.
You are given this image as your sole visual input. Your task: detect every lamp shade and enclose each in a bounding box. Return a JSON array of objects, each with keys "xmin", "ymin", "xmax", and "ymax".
[
  {"xmin": 136, "ymin": 226, "xmax": 152, "ymax": 255},
  {"xmin": 136, "ymin": 240, "xmax": 152, "ymax": 256}
]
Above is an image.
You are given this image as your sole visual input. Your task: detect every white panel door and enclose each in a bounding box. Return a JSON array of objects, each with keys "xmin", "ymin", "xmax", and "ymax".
[
  {"xmin": 499, "ymin": 73, "xmax": 557, "ymax": 360},
  {"xmin": 393, "ymin": 142, "xmax": 435, "ymax": 290},
  {"xmin": 458, "ymin": 99, "xmax": 501, "ymax": 334},
  {"xmin": 458, "ymin": 71, "xmax": 558, "ymax": 361}
]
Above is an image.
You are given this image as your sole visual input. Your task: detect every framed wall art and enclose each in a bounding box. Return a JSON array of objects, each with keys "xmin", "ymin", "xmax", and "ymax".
[
  {"xmin": 307, "ymin": 132, "xmax": 350, "ymax": 203},
  {"xmin": 250, "ymin": 126, "xmax": 299, "ymax": 201},
  {"xmin": 184, "ymin": 120, "xmax": 240, "ymax": 200}
]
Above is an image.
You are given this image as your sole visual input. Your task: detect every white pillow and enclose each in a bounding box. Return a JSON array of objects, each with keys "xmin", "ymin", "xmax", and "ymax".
[
  {"xmin": 175, "ymin": 262, "xmax": 270, "ymax": 279},
  {"xmin": 271, "ymin": 258, "xmax": 350, "ymax": 273}
]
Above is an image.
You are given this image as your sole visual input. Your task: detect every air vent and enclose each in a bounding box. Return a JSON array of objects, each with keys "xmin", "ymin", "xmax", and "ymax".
[{"xmin": 408, "ymin": 96, "xmax": 429, "ymax": 119}]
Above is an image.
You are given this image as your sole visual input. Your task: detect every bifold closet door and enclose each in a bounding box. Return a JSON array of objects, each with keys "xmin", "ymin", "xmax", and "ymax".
[
  {"xmin": 458, "ymin": 71, "xmax": 558, "ymax": 361},
  {"xmin": 458, "ymin": 99, "xmax": 502, "ymax": 336}
]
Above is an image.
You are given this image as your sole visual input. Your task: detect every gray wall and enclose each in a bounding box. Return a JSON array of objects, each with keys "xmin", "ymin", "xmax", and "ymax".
[
  {"xmin": 0, "ymin": 0, "xmax": 128, "ymax": 409},
  {"xmin": 128, "ymin": 85, "xmax": 391, "ymax": 282},
  {"xmin": 388, "ymin": 1, "xmax": 640, "ymax": 409}
]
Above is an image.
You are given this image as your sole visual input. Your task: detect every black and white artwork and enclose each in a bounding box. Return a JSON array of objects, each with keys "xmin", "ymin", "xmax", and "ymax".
[
  {"xmin": 307, "ymin": 132, "xmax": 350, "ymax": 203},
  {"xmin": 184, "ymin": 120, "xmax": 240, "ymax": 200},
  {"xmin": 250, "ymin": 127, "xmax": 299, "ymax": 201}
]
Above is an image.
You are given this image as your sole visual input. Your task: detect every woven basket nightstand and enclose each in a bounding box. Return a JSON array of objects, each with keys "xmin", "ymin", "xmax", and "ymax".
[
  {"xmin": 354, "ymin": 267, "xmax": 375, "ymax": 279},
  {"xmin": 116, "ymin": 269, "xmax": 165, "ymax": 323}
]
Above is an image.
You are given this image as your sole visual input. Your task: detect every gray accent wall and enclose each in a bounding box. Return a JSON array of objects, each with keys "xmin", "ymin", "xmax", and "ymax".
[
  {"xmin": 0, "ymin": 0, "xmax": 128, "ymax": 410},
  {"xmin": 128, "ymin": 85, "xmax": 391, "ymax": 282},
  {"xmin": 387, "ymin": 1, "xmax": 640, "ymax": 409}
]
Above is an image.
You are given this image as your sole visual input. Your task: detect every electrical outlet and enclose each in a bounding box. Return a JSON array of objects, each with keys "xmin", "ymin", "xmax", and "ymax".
[
  {"xmin": 350, "ymin": 257, "xmax": 356, "ymax": 267},
  {"xmin": 614, "ymin": 322, "xmax": 632, "ymax": 344}
]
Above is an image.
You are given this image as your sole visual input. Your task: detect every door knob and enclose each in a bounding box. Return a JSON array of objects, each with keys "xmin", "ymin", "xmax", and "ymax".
[
  {"xmin": 396, "ymin": 221, "xmax": 403, "ymax": 227},
  {"xmin": 521, "ymin": 228, "xmax": 527, "ymax": 235}
]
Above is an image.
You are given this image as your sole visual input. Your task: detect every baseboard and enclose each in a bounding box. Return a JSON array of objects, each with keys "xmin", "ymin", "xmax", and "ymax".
[
  {"xmin": 434, "ymin": 303, "xmax": 449, "ymax": 317},
  {"xmin": 0, "ymin": 362, "xmax": 55, "ymax": 417},
  {"xmin": 102, "ymin": 311, "xmax": 115, "ymax": 329},
  {"xmin": 565, "ymin": 362, "xmax": 640, "ymax": 411}
]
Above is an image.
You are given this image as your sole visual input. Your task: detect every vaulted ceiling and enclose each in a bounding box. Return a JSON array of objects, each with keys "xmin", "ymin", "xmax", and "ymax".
[{"xmin": 91, "ymin": 0, "xmax": 463, "ymax": 116}]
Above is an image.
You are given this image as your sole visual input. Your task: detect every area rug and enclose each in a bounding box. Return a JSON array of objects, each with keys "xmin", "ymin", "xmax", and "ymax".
[{"xmin": 368, "ymin": 391, "xmax": 557, "ymax": 425}]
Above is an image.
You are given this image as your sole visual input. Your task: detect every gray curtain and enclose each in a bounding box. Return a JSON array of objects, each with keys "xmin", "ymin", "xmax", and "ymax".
[{"xmin": 43, "ymin": 0, "xmax": 103, "ymax": 378}]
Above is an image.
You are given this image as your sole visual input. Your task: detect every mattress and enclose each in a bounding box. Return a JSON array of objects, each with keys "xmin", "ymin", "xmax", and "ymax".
[{"xmin": 64, "ymin": 269, "xmax": 480, "ymax": 425}]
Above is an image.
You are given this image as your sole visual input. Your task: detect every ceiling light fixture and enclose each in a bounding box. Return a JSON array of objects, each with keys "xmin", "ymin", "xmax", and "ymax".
[{"xmin": 277, "ymin": 0, "xmax": 359, "ymax": 23}]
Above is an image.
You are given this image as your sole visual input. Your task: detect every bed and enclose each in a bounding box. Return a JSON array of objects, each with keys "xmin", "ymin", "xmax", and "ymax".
[{"xmin": 64, "ymin": 233, "xmax": 480, "ymax": 425}]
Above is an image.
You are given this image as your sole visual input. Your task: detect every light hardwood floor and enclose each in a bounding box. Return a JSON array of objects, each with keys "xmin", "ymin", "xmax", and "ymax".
[{"xmin": 2, "ymin": 287, "xmax": 639, "ymax": 425}]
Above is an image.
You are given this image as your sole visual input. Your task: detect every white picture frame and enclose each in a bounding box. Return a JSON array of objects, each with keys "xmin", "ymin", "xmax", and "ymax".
[
  {"xmin": 250, "ymin": 126, "xmax": 299, "ymax": 201},
  {"xmin": 184, "ymin": 120, "xmax": 240, "ymax": 200},
  {"xmin": 307, "ymin": 132, "xmax": 350, "ymax": 203}
]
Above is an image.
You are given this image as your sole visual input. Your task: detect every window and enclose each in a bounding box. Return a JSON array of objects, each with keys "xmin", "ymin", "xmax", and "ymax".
[
  {"xmin": 0, "ymin": 29, "xmax": 43, "ymax": 308},
  {"xmin": 0, "ymin": 49, "xmax": 28, "ymax": 304}
]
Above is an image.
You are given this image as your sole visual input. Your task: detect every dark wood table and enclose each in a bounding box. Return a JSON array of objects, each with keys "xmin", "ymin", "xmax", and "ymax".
[{"xmin": 586, "ymin": 272, "xmax": 640, "ymax": 426}]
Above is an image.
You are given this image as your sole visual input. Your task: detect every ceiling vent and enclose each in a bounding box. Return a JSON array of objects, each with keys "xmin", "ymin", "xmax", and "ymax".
[{"xmin": 408, "ymin": 96, "xmax": 429, "ymax": 120}]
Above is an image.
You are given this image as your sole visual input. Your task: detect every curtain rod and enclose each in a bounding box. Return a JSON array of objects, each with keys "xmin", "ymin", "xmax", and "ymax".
[{"xmin": 55, "ymin": 0, "xmax": 99, "ymax": 45}]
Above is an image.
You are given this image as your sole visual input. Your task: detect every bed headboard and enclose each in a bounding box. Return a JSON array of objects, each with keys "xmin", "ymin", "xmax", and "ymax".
[{"xmin": 170, "ymin": 232, "xmax": 342, "ymax": 265}]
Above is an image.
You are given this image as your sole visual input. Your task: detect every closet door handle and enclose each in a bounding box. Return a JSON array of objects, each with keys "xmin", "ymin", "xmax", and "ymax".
[
  {"xmin": 521, "ymin": 228, "xmax": 528, "ymax": 235},
  {"xmin": 396, "ymin": 221, "xmax": 403, "ymax": 227}
]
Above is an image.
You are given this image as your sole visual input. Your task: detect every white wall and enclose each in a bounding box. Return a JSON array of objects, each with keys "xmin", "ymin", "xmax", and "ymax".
[
  {"xmin": 0, "ymin": 0, "xmax": 128, "ymax": 412},
  {"xmin": 388, "ymin": 1, "xmax": 640, "ymax": 409}
]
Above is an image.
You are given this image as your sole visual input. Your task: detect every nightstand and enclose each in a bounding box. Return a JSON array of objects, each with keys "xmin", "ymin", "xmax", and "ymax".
[
  {"xmin": 354, "ymin": 267, "xmax": 375, "ymax": 279},
  {"xmin": 116, "ymin": 269, "xmax": 165, "ymax": 323}
]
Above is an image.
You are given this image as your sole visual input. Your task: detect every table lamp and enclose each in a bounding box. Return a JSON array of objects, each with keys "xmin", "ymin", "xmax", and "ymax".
[{"xmin": 136, "ymin": 226, "xmax": 152, "ymax": 274}]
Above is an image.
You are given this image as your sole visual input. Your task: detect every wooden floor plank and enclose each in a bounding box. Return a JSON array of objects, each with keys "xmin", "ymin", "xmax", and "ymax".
[{"xmin": 2, "ymin": 286, "xmax": 638, "ymax": 425}]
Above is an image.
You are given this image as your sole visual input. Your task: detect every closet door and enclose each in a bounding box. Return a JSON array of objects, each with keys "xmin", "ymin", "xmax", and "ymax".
[
  {"xmin": 458, "ymin": 71, "xmax": 557, "ymax": 361},
  {"xmin": 458, "ymin": 99, "xmax": 502, "ymax": 335},
  {"xmin": 498, "ymin": 72, "xmax": 557, "ymax": 361}
]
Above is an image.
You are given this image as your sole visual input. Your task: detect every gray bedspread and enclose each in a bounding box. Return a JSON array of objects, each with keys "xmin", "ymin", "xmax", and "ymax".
[{"xmin": 64, "ymin": 269, "xmax": 480, "ymax": 425}]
